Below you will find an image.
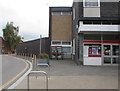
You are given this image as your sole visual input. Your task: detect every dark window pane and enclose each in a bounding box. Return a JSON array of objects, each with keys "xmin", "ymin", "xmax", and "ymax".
[
  {"xmin": 103, "ymin": 35, "xmax": 119, "ymax": 41},
  {"xmin": 84, "ymin": 34, "xmax": 101, "ymax": 40},
  {"xmin": 104, "ymin": 57, "xmax": 111, "ymax": 64},
  {"xmin": 83, "ymin": 21, "xmax": 93, "ymax": 24},
  {"xmin": 112, "ymin": 45, "xmax": 119, "ymax": 56},
  {"xmin": 112, "ymin": 58, "xmax": 118, "ymax": 64},
  {"xmin": 104, "ymin": 45, "xmax": 111, "ymax": 56},
  {"xmin": 102, "ymin": 21, "xmax": 111, "ymax": 25},
  {"xmin": 62, "ymin": 42, "xmax": 71, "ymax": 45},
  {"xmin": 52, "ymin": 41, "xmax": 61, "ymax": 45},
  {"xmin": 112, "ymin": 21, "xmax": 120, "ymax": 25},
  {"xmin": 93, "ymin": 21, "xmax": 101, "ymax": 24}
]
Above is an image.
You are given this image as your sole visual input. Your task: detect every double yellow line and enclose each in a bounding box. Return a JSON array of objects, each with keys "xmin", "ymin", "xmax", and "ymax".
[{"xmin": 0, "ymin": 59, "xmax": 29, "ymax": 90}]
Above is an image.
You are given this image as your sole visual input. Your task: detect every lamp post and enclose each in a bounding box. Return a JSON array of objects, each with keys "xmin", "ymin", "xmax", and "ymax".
[{"xmin": 40, "ymin": 35, "xmax": 42, "ymax": 54}]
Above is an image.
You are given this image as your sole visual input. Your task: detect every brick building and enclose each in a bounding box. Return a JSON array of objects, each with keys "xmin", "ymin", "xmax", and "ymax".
[{"xmin": 49, "ymin": 7, "xmax": 72, "ymax": 59}]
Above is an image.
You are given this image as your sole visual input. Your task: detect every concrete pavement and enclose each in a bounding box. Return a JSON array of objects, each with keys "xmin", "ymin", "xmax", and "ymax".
[
  {"xmin": 15, "ymin": 76, "xmax": 118, "ymax": 89},
  {"xmin": 14, "ymin": 59, "xmax": 118, "ymax": 89}
]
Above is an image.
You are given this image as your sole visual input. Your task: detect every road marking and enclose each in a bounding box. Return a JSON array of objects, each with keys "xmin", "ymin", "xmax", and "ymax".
[{"xmin": 0, "ymin": 58, "xmax": 29, "ymax": 90}]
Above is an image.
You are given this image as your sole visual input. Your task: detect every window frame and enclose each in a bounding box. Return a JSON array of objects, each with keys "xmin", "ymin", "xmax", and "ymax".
[{"xmin": 83, "ymin": 0, "xmax": 100, "ymax": 7}]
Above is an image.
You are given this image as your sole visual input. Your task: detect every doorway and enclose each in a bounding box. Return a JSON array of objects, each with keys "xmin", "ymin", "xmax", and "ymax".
[{"xmin": 103, "ymin": 44, "xmax": 119, "ymax": 65}]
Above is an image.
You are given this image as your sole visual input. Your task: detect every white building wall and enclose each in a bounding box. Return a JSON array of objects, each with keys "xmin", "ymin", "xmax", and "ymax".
[{"xmin": 78, "ymin": 21, "xmax": 119, "ymax": 33}]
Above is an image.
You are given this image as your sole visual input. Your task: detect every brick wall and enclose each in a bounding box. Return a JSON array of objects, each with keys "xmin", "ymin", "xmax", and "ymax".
[{"xmin": 51, "ymin": 15, "xmax": 72, "ymax": 41}]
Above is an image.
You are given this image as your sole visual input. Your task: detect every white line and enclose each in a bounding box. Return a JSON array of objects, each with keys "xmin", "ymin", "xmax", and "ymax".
[{"xmin": 7, "ymin": 56, "xmax": 32, "ymax": 89}]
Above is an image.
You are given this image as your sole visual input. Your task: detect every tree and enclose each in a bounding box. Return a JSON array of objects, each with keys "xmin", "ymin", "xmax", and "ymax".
[{"xmin": 2, "ymin": 22, "xmax": 21, "ymax": 53}]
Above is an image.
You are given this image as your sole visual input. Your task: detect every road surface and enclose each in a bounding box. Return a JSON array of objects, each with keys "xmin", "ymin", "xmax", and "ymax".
[{"xmin": 0, "ymin": 55, "xmax": 29, "ymax": 89}]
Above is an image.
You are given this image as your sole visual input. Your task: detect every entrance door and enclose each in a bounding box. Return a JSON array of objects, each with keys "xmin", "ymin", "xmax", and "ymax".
[
  {"xmin": 112, "ymin": 45, "xmax": 119, "ymax": 64},
  {"xmin": 103, "ymin": 44, "xmax": 119, "ymax": 65}
]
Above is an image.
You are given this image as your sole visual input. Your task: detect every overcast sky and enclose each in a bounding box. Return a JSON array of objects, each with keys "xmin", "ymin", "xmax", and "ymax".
[{"xmin": 0, "ymin": 0, "xmax": 73, "ymax": 41}]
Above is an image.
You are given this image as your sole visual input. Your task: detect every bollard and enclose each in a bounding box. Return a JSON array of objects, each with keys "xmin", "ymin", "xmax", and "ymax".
[
  {"xmin": 30, "ymin": 54, "xmax": 32, "ymax": 62},
  {"xmin": 35, "ymin": 55, "xmax": 37, "ymax": 70},
  {"xmin": 25, "ymin": 53, "xmax": 26, "ymax": 59},
  {"xmin": 23, "ymin": 53, "xmax": 24, "ymax": 59},
  {"xmin": 27, "ymin": 53, "xmax": 28, "ymax": 60},
  {"xmin": 28, "ymin": 53, "xmax": 30, "ymax": 60},
  {"xmin": 34, "ymin": 55, "xmax": 37, "ymax": 79},
  {"xmin": 32, "ymin": 57, "xmax": 35, "ymax": 71}
]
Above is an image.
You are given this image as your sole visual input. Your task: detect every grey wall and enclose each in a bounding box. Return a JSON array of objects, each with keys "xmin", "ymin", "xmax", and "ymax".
[
  {"xmin": 72, "ymin": 1, "xmax": 119, "ymax": 64},
  {"xmin": 73, "ymin": 2, "xmax": 119, "ymax": 19},
  {"xmin": 16, "ymin": 37, "xmax": 50, "ymax": 56},
  {"xmin": 83, "ymin": 2, "xmax": 118, "ymax": 17},
  {"xmin": 100, "ymin": 2, "xmax": 119, "ymax": 18}
]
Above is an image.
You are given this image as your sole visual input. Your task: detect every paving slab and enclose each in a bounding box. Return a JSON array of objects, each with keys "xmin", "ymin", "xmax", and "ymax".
[
  {"xmin": 11, "ymin": 56, "xmax": 118, "ymax": 89},
  {"xmin": 14, "ymin": 75, "xmax": 118, "ymax": 89}
]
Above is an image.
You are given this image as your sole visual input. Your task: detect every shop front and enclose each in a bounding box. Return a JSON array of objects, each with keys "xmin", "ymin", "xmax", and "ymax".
[
  {"xmin": 82, "ymin": 34, "xmax": 120, "ymax": 66},
  {"xmin": 79, "ymin": 33, "xmax": 120, "ymax": 65}
]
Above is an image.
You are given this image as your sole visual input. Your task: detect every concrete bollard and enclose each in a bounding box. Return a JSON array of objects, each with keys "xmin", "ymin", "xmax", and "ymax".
[{"xmin": 32, "ymin": 55, "xmax": 35, "ymax": 71}]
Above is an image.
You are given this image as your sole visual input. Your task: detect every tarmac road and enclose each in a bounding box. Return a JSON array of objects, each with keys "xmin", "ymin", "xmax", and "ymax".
[{"xmin": 0, "ymin": 55, "xmax": 29, "ymax": 89}]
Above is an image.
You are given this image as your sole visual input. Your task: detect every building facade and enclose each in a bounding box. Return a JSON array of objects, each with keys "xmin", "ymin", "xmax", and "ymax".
[
  {"xmin": 16, "ymin": 37, "xmax": 50, "ymax": 56},
  {"xmin": 72, "ymin": 0, "xmax": 120, "ymax": 65},
  {"xmin": 49, "ymin": 7, "xmax": 72, "ymax": 59}
]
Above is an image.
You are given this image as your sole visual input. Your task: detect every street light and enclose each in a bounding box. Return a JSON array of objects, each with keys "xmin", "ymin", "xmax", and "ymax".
[{"xmin": 40, "ymin": 35, "xmax": 42, "ymax": 54}]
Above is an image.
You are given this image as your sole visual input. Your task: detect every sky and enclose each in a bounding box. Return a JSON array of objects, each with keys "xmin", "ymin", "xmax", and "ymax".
[{"xmin": 0, "ymin": 0, "xmax": 73, "ymax": 41}]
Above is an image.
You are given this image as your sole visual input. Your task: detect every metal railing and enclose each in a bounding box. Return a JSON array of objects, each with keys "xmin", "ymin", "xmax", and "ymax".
[
  {"xmin": 36, "ymin": 62, "xmax": 50, "ymax": 79},
  {"xmin": 27, "ymin": 71, "xmax": 48, "ymax": 90},
  {"xmin": 16, "ymin": 53, "xmax": 50, "ymax": 90}
]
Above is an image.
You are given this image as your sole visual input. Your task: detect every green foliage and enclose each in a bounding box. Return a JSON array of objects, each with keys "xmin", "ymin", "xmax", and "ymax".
[
  {"xmin": 2, "ymin": 22, "xmax": 21, "ymax": 52},
  {"xmin": 38, "ymin": 53, "xmax": 49, "ymax": 59}
]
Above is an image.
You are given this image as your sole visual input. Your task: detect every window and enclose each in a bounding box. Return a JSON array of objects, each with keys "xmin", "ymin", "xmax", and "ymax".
[
  {"xmin": 112, "ymin": 45, "xmax": 119, "ymax": 56},
  {"xmin": 52, "ymin": 12, "xmax": 72, "ymax": 15},
  {"xmin": 84, "ymin": 34, "xmax": 101, "ymax": 40},
  {"xmin": 83, "ymin": 21, "xmax": 93, "ymax": 24},
  {"xmin": 52, "ymin": 41, "xmax": 61, "ymax": 45},
  {"xmin": 62, "ymin": 41, "xmax": 71, "ymax": 45},
  {"xmin": 88, "ymin": 46, "xmax": 101, "ymax": 56},
  {"xmin": 52, "ymin": 12, "xmax": 61, "ymax": 15},
  {"xmin": 83, "ymin": 21, "xmax": 119, "ymax": 25},
  {"xmin": 84, "ymin": 44, "xmax": 101, "ymax": 57},
  {"xmin": 62, "ymin": 12, "xmax": 72, "ymax": 15},
  {"xmin": 83, "ymin": 0, "xmax": 100, "ymax": 7},
  {"xmin": 104, "ymin": 45, "xmax": 111, "ymax": 56},
  {"xmin": 102, "ymin": 21, "xmax": 112, "ymax": 25},
  {"xmin": 62, "ymin": 47, "xmax": 71, "ymax": 53},
  {"xmin": 103, "ymin": 35, "xmax": 119, "ymax": 41}
]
